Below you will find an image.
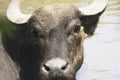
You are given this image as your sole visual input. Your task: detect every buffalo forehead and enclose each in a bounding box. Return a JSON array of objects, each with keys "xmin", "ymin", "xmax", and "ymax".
[
  {"xmin": 32, "ymin": 4, "xmax": 81, "ymax": 30},
  {"xmin": 43, "ymin": 4, "xmax": 80, "ymax": 18}
]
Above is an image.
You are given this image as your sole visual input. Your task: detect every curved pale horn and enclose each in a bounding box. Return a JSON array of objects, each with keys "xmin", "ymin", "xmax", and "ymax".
[
  {"xmin": 79, "ymin": 0, "xmax": 108, "ymax": 16},
  {"xmin": 6, "ymin": 0, "xmax": 32, "ymax": 24}
]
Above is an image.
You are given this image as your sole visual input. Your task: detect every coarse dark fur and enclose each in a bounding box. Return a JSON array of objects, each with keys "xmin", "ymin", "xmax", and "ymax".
[{"xmin": 1, "ymin": 4, "xmax": 104, "ymax": 80}]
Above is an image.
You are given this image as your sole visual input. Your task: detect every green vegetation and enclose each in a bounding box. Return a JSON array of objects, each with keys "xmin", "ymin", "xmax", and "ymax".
[
  {"xmin": 21, "ymin": 0, "xmax": 91, "ymax": 13},
  {"xmin": 23, "ymin": 0, "xmax": 85, "ymax": 6},
  {"xmin": 0, "ymin": 13, "xmax": 15, "ymax": 36}
]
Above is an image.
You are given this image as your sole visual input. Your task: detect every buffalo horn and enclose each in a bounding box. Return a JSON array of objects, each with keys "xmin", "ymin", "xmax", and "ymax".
[
  {"xmin": 79, "ymin": 0, "xmax": 108, "ymax": 16},
  {"xmin": 6, "ymin": 0, "xmax": 32, "ymax": 24}
]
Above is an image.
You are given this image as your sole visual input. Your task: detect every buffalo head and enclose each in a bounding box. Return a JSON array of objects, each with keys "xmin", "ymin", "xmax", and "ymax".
[{"xmin": 4, "ymin": 0, "xmax": 107, "ymax": 80}]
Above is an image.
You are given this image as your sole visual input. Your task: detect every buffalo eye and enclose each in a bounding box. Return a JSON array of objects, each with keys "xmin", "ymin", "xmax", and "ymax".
[
  {"xmin": 29, "ymin": 28, "xmax": 39, "ymax": 38},
  {"xmin": 74, "ymin": 25, "xmax": 80, "ymax": 33},
  {"xmin": 29, "ymin": 27, "xmax": 46, "ymax": 38}
]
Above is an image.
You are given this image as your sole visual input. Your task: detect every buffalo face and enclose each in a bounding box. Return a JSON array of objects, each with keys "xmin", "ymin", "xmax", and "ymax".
[{"xmin": 27, "ymin": 5, "xmax": 85, "ymax": 80}]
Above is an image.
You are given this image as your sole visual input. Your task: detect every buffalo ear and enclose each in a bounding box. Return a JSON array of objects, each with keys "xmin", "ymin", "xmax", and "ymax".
[{"xmin": 80, "ymin": 11, "xmax": 104, "ymax": 36}]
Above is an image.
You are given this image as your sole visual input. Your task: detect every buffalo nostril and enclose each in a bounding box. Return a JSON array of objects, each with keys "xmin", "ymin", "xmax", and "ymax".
[
  {"xmin": 61, "ymin": 63, "xmax": 68, "ymax": 70},
  {"xmin": 44, "ymin": 64, "xmax": 51, "ymax": 72},
  {"xmin": 42, "ymin": 58, "xmax": 70, "ymax": 73}
]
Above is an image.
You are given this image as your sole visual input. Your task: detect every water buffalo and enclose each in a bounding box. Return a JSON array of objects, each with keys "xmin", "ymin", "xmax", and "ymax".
[{"xmin": 1, "ymin": 0, "xmax": 107, "ymax": 80}]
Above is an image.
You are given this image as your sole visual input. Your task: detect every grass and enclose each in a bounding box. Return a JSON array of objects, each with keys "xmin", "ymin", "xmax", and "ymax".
[
  {"xmin": 21, "ymin": 0, "xmax": 91, "ymax": 13},
  {"xmin": 0, "ymin": 13, "xmax": 15, "ymax": 36},
  {"xmin": 0, "ymin": 0, "xmax": 92, "ymax": 12},
  {"xmin": 22, "ymin": 0, "xmax": 90, "ymax": 7}
]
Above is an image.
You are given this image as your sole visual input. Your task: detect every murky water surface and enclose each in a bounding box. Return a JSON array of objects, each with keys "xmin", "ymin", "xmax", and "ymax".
[
  {"xmin": 0, "ymin": 0, "xmax": 120, "ymax": 80},
  {"xmin": 76, "ymin": 0, "xmax": 120, "ymax": 80}
]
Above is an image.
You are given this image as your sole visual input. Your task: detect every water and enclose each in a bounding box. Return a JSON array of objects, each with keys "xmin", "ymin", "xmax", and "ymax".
[{"xmin": 76, "ymin": 0, "xmax": 120, "ymax": 80}]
